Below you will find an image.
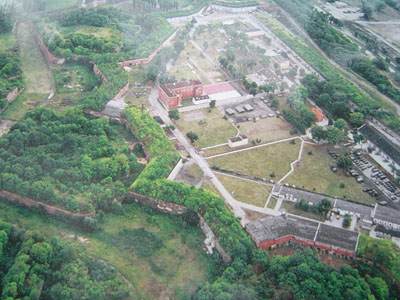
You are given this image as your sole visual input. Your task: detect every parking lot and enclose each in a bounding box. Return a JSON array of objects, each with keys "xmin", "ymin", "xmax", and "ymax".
[{"xmin": 221, "ymin": 97, "xmax": 277, "ymax": 123}]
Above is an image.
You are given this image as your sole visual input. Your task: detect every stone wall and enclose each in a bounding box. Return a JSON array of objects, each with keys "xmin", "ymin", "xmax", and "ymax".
[
  {"xmin": 0, "ymin": 190, "xmax": 94, "ymax": 220},
  {"xmin": 111, "ymin": 83, "xmax": 129, "ymax": 101},
  {"xmin": 126, "ymin": 190, "xmax": 231, "ymax": 262},
  {"xmin": 31, "ymin": 26, "xmax": 65, "ymax": 65},
  {"xmin": 93, "ymin": 64, "xmax": 107, "ymax": 83},
  {"xmin": 117, "ymin": 30, "xmax": 177, "ymax": 67},
  {"xmin": 6, "ymin": 87, "xmax": 22, "ymax": 103}
]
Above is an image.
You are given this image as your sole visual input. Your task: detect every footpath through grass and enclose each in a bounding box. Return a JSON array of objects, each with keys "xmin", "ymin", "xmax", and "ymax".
[{"xmin": 209, "ymin": 140, "xmax": 301, "ymax": 180}]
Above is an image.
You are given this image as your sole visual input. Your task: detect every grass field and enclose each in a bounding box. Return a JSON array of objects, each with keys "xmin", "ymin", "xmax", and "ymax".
[
  {"xmin": 286, "ymin": 144, "xmax": 377, "ymax": 204},
  {"xmin": 267, "ymin": 197, "xmax": 278, "ymax": 209},
  {"xmin": 62, "ymin": 25, "xmax": 122, "ymax": 40},
  {"xmin": 0, "ymin": 201, "xmax": 208, "ymax": 300},
  {"xmin": 1, "ymin": 93, "xmax": 44, "ymax": 120},
  {"xmin": 176, "ymin": 108, "xmax": 238, "ymax": 148},
  {"xmin": 45, "ymin": 0, "xmax": 78, "ymax": 11},
  {"xmin": 18, "ymin": 22, "xmax": 52, "ymax": 95},
  {"xmin": 240, "ymin": 117, "xmax": 294, "ymax": 143},
  {"xmin": 208, "ymin": 140, "xmax": 301, "ymax": 180},
  {"xmin": 0, "ymin": 33, "xmax": 16, "ymax": 51},
  {"xmin": 281, "ymin": 201, "xmax": 325, "ymax": 222},
  {"xmin": 54, "ymin": 63, "xmax": 98, "ymax": 93},
  {"xmin": 216, "ymin": 174, "xmax": 272, "ymax": 207}
]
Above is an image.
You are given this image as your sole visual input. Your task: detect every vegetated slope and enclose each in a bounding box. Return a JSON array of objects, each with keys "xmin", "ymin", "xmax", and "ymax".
[
  {"xmin": 0, "ymin": 219, "xmax": 130, "ymax": 299},
  {"xmin": 0, "ymin": 107, "xmax": 142, "ymax": 215}
]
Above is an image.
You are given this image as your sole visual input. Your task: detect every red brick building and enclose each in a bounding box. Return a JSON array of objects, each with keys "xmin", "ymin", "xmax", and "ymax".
[
  {"xmin": 158, "ymin": 80, "xmax": 203, "ymax": 109},
  {"xmin": 246, "ymin": 214, "xmax": 360, "ymax": 258}
]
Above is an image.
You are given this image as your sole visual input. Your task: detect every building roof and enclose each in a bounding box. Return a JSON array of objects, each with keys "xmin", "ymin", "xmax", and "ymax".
[
  {"xmin": 310, "ymin": 106, "xmax": 328, "ymax": 123},
  {"xmin": 160, "ymin": 80, "xmax": 202, "ymax": 97},
  {"xmin": 274, "ymin": 55, "xmax": 289, "ymax": 64},
  {"xmin": 203, "ymin": 82, "xmax": 236, "ymax": 95},
  {"xmin": 246, "ymin": 215, "xmax": 319, "ymax": 244},
  {"xmin": 359, "ymin": 124, "xmax": 400, "ymax": 166},
  {"xmin": 194, "ymin": 95, "xmax": 210, "ymax": 100},
  {"xmin": 334, "ymin": 199, "xmax": 373, "ymax": 217},
  {"xmin": 374, "ymin": 204, "xmax": 400, "ymax": 225},
  {"xmin": 247, "ymin": 215, "xmax": 359, "ymax": 252},
  {"xmin": 315, "ymin": 223, "xmax": 359, "ymax": 251}
]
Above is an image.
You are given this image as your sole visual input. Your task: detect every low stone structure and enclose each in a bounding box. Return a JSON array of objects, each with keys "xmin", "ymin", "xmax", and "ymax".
[
  {"xmin": 93, "ymin": 64, "xmax": 107, "ymax": 83},
  {"xmin": 31, "ymin": 26, "xmax": 64, "ymax": 65}
]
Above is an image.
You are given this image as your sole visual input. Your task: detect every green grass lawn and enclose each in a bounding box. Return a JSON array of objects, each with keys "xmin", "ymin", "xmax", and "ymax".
[
  {"xmin": 18, "ymin": 22, "xmax": 52, "ymax": 94},
  {"xmin": 62, "ymin": 25, "xmax": 122, "ymax": 40},
  {"xmin": 0, "ymin": 201, "xmax": 208, "ymax": 300},
  {"xmin": 216, "ymin": 174, "xmax": 271, "ymax": 207},
  {"xmin": 176, "ymin": 108, "xmax": 238, "ymax": 148},
  {"xmin": 45, "ymin": 0, "xmax": 78, "ymax": 11},
  {"xmin": 208, "ymin": 140, "xmax": 301, "ymax": 180},
  {"xmin": 267, "ymin": 197, "xmax": 278, "ymax": 209},
  {"xmin": 54, "ymin": 63, "xmax": 99, "ymax": 93},
  {"xmin": 281, "ymin": 201, "xmax": 325, "ymax": 222},
  {"xmin": 0, "ymin": 33, "xmax": 16, "ymax": 51},
  {"xmin": 286, "ymin": 144, "xmax": 377, "ymax": 204}
]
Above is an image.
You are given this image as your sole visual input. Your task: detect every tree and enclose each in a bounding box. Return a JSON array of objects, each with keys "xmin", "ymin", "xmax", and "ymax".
[
  {"xmin": 326, "ymin": 126, "xmax": 345, "ymax": 144},
  {"xmin": 337, "ymin": 153, "xmax": 352, "ymax": 170},
  {"xmin": 362, "ymin": 1, "xmax": 373, "ymax": 20},
  {"xmin": 168, "ymin": 109, "xmax": 179, "ymax": 121},
  {"xmin": 311, "ymin": 126, "xmax": 326, "ymax": 142},
  {"xmin": 343, "ymin": 215, "xmax": 352, "ymax": 228},
  {"xmin": 186, "ymin": 131, "xmax": 198, "ymax": 143},
  {"xmin": 209, "ymin": 100, "xmax": 216, "ymax": 108},
  {"xmin": 349, "ymin": 112, "xmax": 364, "ymax": 127},
  {"xmin": 334, "ymin": 118, "xmax": 347, "ymax": 130}
]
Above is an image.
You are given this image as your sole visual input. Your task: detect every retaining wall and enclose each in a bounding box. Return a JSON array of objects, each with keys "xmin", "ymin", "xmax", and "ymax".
[
  {"xmin": 112, "ymin": 83, "xmax": 129, "ymax": 101},
  {"xmin": 0, "ymin": 190, "xmax": 94, "ymax": 220},
  {"xmin": 30, "ymin": 26, "xmax": 65, "ymax": 65},
  {"xmin": 93, "ymin": 64, "xmax": 107, "ymax": 83}
]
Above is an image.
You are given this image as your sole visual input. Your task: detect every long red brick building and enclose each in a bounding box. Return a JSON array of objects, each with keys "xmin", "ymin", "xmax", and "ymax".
[
  {"xmin": 158, "ymin": 80, "xmax": 203, "ymax": 109},
  {"xmin": 246, "ymin": 214, "xmax": 360, "ymax": 257}
]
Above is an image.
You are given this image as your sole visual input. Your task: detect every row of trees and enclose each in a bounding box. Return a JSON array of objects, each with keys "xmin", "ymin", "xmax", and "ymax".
[
  {"xmin": 0, "ymin": 219, "xmax": 130, "ymax": 299},
  {"xmin": 0, "ymin": 51, "xmax": 24, "ymax": 110}
]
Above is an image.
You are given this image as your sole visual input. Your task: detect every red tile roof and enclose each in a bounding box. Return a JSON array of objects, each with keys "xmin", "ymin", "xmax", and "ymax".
[
  {"xmin": 310, "ymin": 106, "xmax": 328, "ymax": 123},
  {"xmin": 202, "ymin": 82, "xmax": 236, "ymax": 95}
]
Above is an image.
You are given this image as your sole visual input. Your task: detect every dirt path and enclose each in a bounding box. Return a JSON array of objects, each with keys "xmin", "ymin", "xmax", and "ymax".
[{"xmin": 16, "ymin": 21, "xmax": 53, "ymax": 95}]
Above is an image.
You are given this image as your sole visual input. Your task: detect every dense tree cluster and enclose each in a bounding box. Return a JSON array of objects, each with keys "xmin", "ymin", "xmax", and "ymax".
[
  {"xmin": 0, "ymin": 5, "xmax": 14, "ymax": 34},
  {"xmin": 0, "ymin": 51, "xmax": 24, "ymax": 109},
  {"xmin": 349, "ymin": 58, "xmax": 400, "ymax": 104},
  {"xmin": 0, "ymin": 107, "xmax": 140, "ymax": 213},
  {"xmin": 57, "ymin": 7, "xmax": 126, "ymax": 28},
  {"xmin": 0, "ymin": 219, "xmax": 130, "ymax": 299},
  {"xmin": 306, "ymin": 10, "xmax": 358, "ymax": 59}
]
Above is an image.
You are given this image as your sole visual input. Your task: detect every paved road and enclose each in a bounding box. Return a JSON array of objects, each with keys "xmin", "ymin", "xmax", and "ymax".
[{"xmin": 148, "ymin": 82, "xmax": 249, "ymax": 224}]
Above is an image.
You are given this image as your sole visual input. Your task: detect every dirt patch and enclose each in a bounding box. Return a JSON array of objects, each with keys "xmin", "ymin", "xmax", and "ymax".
[
  {"xmin": 243, "ymin": 208, "xmax": 270, "ymax": 222},
  {"xmin": 367, "ymin": 23, "xmax": 400, "ymax": 45},
  {"xmin": 0, "ymin": 120, "xmax": 15, "ymax": 137},
  {"xmin": 184, "ymin": 111, "xmax": 206, "ymax": 121}
]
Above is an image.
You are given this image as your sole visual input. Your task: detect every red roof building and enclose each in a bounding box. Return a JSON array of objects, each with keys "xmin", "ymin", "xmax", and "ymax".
[
  {"xmin": 158, "ymin": 80, "xmax": 203, "ymax": 109},
  {"xmin": 310, "ymin": 106, "xmax": 329, "ymax": 127}
]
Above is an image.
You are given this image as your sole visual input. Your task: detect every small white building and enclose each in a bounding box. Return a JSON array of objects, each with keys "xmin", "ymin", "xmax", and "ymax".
[
  {"xmin": 273, "ymin": 55, "xmax": 290, "ymax": 72},
  {"xmin": 228, "ymin": 135, "xmax": 248, "ymax": 148},
  {"xmin": 192, "ymin": 95, "xmax": 211, "ymax": 105}
]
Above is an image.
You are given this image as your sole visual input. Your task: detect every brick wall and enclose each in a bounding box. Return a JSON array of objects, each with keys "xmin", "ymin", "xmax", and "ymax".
[{"xmin": 31, "ymin": 27, "xmax": 65, "ymax": 65}]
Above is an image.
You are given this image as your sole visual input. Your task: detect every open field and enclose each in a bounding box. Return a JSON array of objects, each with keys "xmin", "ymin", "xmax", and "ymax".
[
  {"xmin": 367, "ymin": 23, "xmax": 400, "ymax": 45},
  {"xmin": 208, "ymin": 140, "xmax": 301, "ymax": 180},
  {"xmin": 175, "ymin": 108, "xmax": 238, "ymax": 148},
  {"xmin": 240, "ymin": 117, "xmax": 293, "ymax": 143},
  {"xmin": 18, "ymin": 22, "xmax": 52, "ymax": 94},
  {"xmin": 1, "ymin": 93, "xmax": 44, "ymax": 120},
  {"xmin": 286, "ymin": 144, "xmax": 377, "ymax": 204},
  {"xmin": 281, "ymin": 201, "xmax": 325, "ymax": 222},
  {"xmin": 62, "ymin": 25, "xmax": 122, "ymax": 40},
  {"xmin": 267, "ymin": 197, "xmax": 278, "ymax": 209},
  {"xmin": 0, "ymin": 33, "xmax": 16, "ymax": 51},
  {"xmin": 0, "ymin": 201, "xmax": 208, "ymax": 300},
  {"xmin": 45, "ymin": 0, "xmax": 78, "ymax": 11},
  {"xmin": 54, "ymin": 63, "xmax": 98, "ymax": 93},
  {"xmin": 216, "ymin": 174, "xmax": 272, "ymax": 207}
]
